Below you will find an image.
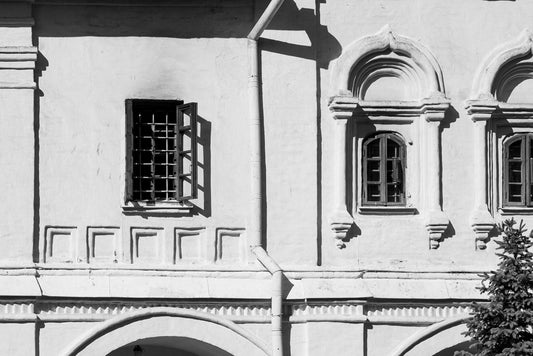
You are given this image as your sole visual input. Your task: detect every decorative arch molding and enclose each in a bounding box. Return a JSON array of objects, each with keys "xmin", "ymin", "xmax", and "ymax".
[
  {"xmin": 328, "ymin": 26, "xmax": 450, "ymax": 249},
  {"xmin": 467, "ymin": 30, "xmax": 533, "ymax": 249},
  {"xmin": 61, "ymin": 307, "xmax": 270, "ymax": 356},
  {"xmin": 330, "ymin": 25, "xmax": 446, "ymax": 99},
  {"xmin": 389, "ymin": 315, "xmax": 471, "ymax": 356},
  {"xmin": 471, "ymin": 29, "xmax": 533, "ymax": 101}
]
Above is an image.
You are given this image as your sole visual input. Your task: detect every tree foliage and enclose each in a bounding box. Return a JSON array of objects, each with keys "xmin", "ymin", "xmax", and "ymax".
[{"xmin": 457, "ymin": 219, "xmax": 533, "ymax": 356}]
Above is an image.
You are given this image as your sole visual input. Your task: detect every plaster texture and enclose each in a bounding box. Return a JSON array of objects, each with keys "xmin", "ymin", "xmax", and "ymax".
[{"xmin": 0, "ymin": 0, "xmax": 531, "ymax": 355}]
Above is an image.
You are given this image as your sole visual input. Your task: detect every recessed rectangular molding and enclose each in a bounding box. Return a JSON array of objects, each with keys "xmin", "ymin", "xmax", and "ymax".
[
  {"xmin": 87, "ymin": 227, "xmax": 120, "ymax": 264},
  {"xmin": 44, "ymin": 227, "xmax": 77, "ymax": 263},
  {"xmin": 174, "ymin": 228, "xmax": 205, "ymax": 264},
  {"xmin": 215, "ymin": 228, "xmax": 246, "ymax": 264},
  {"xmin": 131, "ymin": 227, "xmax": 163, "ymax": 264}
]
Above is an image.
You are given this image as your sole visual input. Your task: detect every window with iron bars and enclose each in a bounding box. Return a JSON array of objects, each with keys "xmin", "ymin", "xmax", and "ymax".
[{"xmin": 125, "ymin": 99, "xmax": 198, "ymax": 205}]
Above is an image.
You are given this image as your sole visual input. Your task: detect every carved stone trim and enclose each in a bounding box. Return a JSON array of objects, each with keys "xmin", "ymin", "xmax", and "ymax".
[
  {"xmin": 467, "ymin": 30, "xmax": 533, "ymax": 248},
  {"xmin": 471, "ymin": 29, "xmax": 533, "ymax": 100},
  {"xmin": 471, "ymin": 209, "xmax": 495, "ymax": 250},
  {"xmin": 425, "ymin": 210, "xmax": 450, "ymax": 249},
  {"xmin": 0, "ymin": 301, "xmax": 472, "ymax": 327},
  {"xmin": 0, "ymin": 46, "xmax": 37, "ymax": 89},
  {"xmin": 328, "ymin": 29, "xmax": 449, "ymax": 249},
  {"xmin": 330, "ymin": 25, "xmax": 445, "ymax": 99},
  {"xmin": 328, "ymin": 209, "xmax": 354, "ymax": 249}
]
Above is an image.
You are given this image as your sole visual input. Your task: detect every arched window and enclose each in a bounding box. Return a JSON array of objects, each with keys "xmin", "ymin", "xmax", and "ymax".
[
  {"xmin": 362, "ymin": 133, "xmax": 405, "ymax": 206},
  {"xmin": 328, "ymin": 26, "xmax": 449, "ymax": 249},
  {"xmin": 503, "ymin": 134, "xmax": 533, "ymax": 207}
]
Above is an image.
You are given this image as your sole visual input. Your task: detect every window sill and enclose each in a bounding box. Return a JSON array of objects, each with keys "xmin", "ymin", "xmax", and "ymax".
[
  {"xmin": 122, "ymin": 201, "xmax": 193, "ymax": 216},
  {"xmin": 358, "ymin": 206, "xmax": 418, "ymax": 215},
  {"xmin": 499, "ymin": 207, "xmax": 533, "ymax": 215}
]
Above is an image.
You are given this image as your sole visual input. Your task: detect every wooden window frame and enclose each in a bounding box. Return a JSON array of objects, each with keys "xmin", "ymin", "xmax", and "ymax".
[
  {"xmin": 125, "ymin": 99, "xmax": 198, "ymax": 206},
  {"xmin": 503, "ymin": 133, "xmax": 533, "ymax": 207},
  {"xmin": 362, "ymin": 132, "xmax": 406, "ymax": 206}
]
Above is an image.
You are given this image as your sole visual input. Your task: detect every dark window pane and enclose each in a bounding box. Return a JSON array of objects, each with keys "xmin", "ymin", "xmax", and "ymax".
[
  {"xmin": 508, "ymin": 161, "xmax": 522, "ymax": 183},
  {"xmin": 508, "ymin": 184, "xmax": 523, "ymax": 202},
  {"xmin": 387, "ymin": 183, "xmax": 402, "ymax": 203},
  {"xmin": 386, "ymin": 159, "xmax": 403, "ymax": 182},
  {"xmin": 154, "ymin": 164, "xmax": 167, "ymax": 177},
  {"xmin": 387, "ymin": 139, "xmax": 400, "ymax": 159},
  {"xmin": 366, "ymin": 140, "xmax": 380, "ymax": 158},
  {"xmin": 367, "ymin": 160, "xmax": 380, "ymax": 182},
  {"xmin": 367, "ymin": 184, "xmax": 381, "ymax": 202},
  {"xmin": 139, "ymin": 124, "xmax": 154, "ymax": 137},
  {"xmin": 508, "ymin": 139, "xmax": 522, "ymax": 159}
]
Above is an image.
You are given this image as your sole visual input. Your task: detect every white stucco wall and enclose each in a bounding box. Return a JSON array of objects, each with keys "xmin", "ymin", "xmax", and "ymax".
[{"xmin": 0, "ymin": 0, "xmax": 532, "ymax": 355}]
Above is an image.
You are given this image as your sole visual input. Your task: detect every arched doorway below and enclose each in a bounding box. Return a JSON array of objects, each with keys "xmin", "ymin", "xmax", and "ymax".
[{"xmin": 107, "ymin": 336, "xmax": 233, "ymax": 356}]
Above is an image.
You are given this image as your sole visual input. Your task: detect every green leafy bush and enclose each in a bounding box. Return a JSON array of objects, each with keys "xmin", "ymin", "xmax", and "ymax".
[{"xmin": 456, "ymin": 219, "xmax": 533, "ymax": 356}]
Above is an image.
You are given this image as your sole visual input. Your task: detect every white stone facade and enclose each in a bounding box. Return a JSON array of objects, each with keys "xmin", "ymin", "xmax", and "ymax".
[{"xmin": 0, "ymin": 0, "xmax": 532, "ymax": 355}]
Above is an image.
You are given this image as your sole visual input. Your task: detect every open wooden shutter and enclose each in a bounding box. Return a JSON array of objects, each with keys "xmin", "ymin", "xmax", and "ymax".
[{"xmin": 176, "ymin": 102, "xmax": 198, "ymax": 201}]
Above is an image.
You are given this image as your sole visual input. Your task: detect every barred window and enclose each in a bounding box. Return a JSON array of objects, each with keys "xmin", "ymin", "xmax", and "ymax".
[
  {"xmin": 362, "ymin": 132, "xmax": 406, "ymax": 206},
  {"xmin": 503, "ymin": 133, "xmax": 533, "ymax": 207},
  {"xmin": 126, "ymin": 99, "xmax": 198, "ymax": 204}
]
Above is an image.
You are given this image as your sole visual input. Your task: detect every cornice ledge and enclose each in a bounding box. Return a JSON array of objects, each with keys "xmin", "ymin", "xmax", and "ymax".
[
  {"xmin": 329, "ymin": 95, "xmax": 449, "ymax": 121},
  {"xmin": 465, "ymin": 98, "xmax": 499, "ymax": 121},
  {"xmin": 0, "ymin": 17, "xmax": 34, "ymax": 27},
  {"xmin": 421, "ymin": 96, "xmax": 451, "ymax": 122},
  {"xmin": 0, "ymin": 46, "xmax": 38, "ymax": 71}
]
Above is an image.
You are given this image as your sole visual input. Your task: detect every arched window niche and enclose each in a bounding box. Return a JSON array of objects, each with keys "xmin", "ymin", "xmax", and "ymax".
[
  {"xmin": 467, "ymin": 29, "xmax": 533, "ymax": 250},
  {"xmin": 328, "ymin": 25, "xmax": 450, "ymax": 249}
]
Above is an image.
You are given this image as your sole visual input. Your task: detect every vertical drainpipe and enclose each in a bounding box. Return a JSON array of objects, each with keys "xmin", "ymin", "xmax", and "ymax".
[{"xmin": 247, "ymin": 1, "xmax": 286, "ymax": 355}]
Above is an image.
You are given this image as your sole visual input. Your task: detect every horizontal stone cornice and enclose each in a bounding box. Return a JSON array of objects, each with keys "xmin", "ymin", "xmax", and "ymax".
[
  {"xmin": 329, "ymin": 96, "xmax": 450, "ymax": 121},
  {"xmin": 0, "ymin": 299, "xmax": 472, "ymax": 326},
  {"xmin": 0, "ymin": 267, "xmax": 485, "ymax": 301}
]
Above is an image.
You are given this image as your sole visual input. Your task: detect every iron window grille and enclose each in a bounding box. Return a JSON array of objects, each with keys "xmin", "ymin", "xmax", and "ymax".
[
  {"xmin": 126, "ymin": 99, "xmax": 198, "ymax": 204},
  {"xmin": 362, "ymin": 132, "xmax": 406, "ymax": 206},
  {"xmin": 503, "ymin": 133, "xmax": 533, "ymax": 207}
]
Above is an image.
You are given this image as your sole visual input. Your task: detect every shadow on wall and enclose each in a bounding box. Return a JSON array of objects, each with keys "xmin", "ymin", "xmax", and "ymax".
[
  {"xmin": 33, "ymin": 43, "xmax": 48, "ymax": 262},
  {"xmin": 258, "ymin": 0, "xmax": 342, "ymax": 69},
  {"xmin": 31, "ymin": 0, "xmax": 344, "ymax": 259},
  {"xmin": 33, "ymin": 0, "xmax": 255, "ymax": 38},
  {"xmin": 253, "ymin": 0, "xmax": 342, "ymax": 262}
]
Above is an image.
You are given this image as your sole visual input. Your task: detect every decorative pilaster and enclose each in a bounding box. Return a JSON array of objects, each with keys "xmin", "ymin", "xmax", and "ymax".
[
  {"xmin": 328, "ymin": 112, "xmax": 354, "ymax": 249},
  {"xmin": 466, "ymin": 100, "xmax": 498, "ymax": 249},
  {"xmin": 423, "ymin": 100, "xmax": 450, "ymax": 249},
  {"xmin": 0, "ymin": 1, "xmax": 37, "ymax": 263}
]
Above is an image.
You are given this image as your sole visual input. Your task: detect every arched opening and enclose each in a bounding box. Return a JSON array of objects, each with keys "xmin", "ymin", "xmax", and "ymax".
[
  {"xmin": 107, "ymin": 336, "xmax": 233, "ymax": 356},
  {"xmin": 390, "ymin": 316, "xmax": 472, "ymax": 356},
  {"xmin": 63, "ymin": 308, "xmax": 269, "ymax": 356}
]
